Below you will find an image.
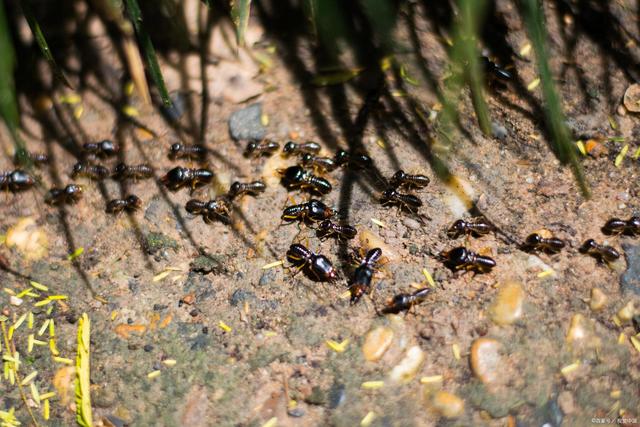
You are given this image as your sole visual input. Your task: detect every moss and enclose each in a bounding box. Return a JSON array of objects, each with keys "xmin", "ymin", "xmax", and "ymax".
[{"xmin": 144, "ymin": 232, "xmax": 178, "ymax": 254}]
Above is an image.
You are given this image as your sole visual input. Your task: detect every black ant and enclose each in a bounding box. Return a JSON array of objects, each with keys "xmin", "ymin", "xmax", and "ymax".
[
  {"xmin": 168, "ymin": 143, "xmax": 207, "ymax": 161},
  {"xmin": 349, "ymin": 248, "xmax": 382, "ymax": 304},
  {"xmin": 106, "ymin": 195, "xmax": 142, "ymax": 214},
  {"xmin": 441, "ymin": 247, "xmax": 496, "ymax": 273},
  {"xmin": 334, "ymin": 150, "xmax": 373, "ymax": 169},
  {"xmin": 83, "ymin": 140, "xmax": 119, "ymax": 157},
  {"xmin": 481, "ymin": 56, "xmax": 512, "ymax": 87},
  {"xmin": 112, "ymin": 163, "xmax": 154, "ymax": 181},
  {"xmin": 381, "ymin": 288, "xmax": 432, "ymax": 314},
  {"xmin": 317, "ymin": 220, "xmax": 357, "ymax": 241},
  {"xmin": 282, "ymin": 141, "xmax": 321, "ymax": 156},
  {"xmin": 447, "ymin": 218, "xmax": 494, "ymax": 239},
  {"xmin": 244, "ymin": 140, "xmax": 279, "ymax": 158},
  {"xmin": 389, "ymin": 170, "xmax": 430, "ymax": 190},
  {"xmin": 71, "ymin": 162, "xmax": 109, "ymax": 180},
  {"xmin": 161, "ymin": 167, "xmax": 213, "ymax": 191},
  {"xmin": 380, "ymin": 187, "xmax": 422, "ymax": 212},
  {"xmin": 279, "ymin": 166, "xmax": 332, "ymax": 195},
  {"xmin": 0, "ymin": 170, "xmax": 35, "ymax": 192},
  {"xmin": 228, "ymin": 181, "xmax": 266, "ymax": 200},
  {"xmin": 281, "ymin": 199, "xmax": 336, "ymax": 224},
  {"xmin": 286, "ymin": 243, "xmax": 338, "ymax": 282},
  {"xmin": 521, "ymin": 233, "xmax": 565, "ymax": 254},
  {"xmin": 300, "ymin": 153, "xmax": 338, "ymax": 173},
  {"xmin": 602, "ymin": 217, "xmax": 640, "ymax": 236},
  {"xmin": 45, "ymin": 184, "xmax": 82, "ymax": 205},
  {"xmin": 185, "ymin": 198, "xmax": 231, "ymax": 224},
  {"xmin": 579, "ymin": 239, "xmax": 620, "ymax": 263}
]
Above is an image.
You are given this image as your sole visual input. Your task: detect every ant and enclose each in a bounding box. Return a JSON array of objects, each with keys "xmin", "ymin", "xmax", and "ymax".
[
  {"xmin": 349, "ymin": 248, "xmax": 382, "ymax": 304},
  {"xmin": 279, "ymin": 166, "xmax": 332, "ymax": 195},
  {"xmin": 161, "ymin": 167, "xmax": 213, "ymax": 191},
  {"xmin": 481, "ymin": 56, "xmax": 512, "ymax": 87},
  {"xmin": 286, "ymin": 243, "xmax": 338, "ymax": 282},
  {"xmin": 71, "ymin": 162, "xmax": 109, "ymax": 180},
  {"xmin": 380, "ymin": 187, "xmax": 422, "ymax": 213},
  {"xmin": 83, "ymin": 140, "xmax": 119, "ymax": 157},
  {"xmin": 112, "ymin": 163, "xmax": 154, "ymax": 181},
  {"xmin": 334, "ymin": 150, "xmax": 373, "ymax": 169},
  {"xmin": 168, "ymin": 143, "xmax": 207, "ymax": 161},
  {"xmin": 281, "ymin": 199, "xmax": 336, "ymax": 224},
  {"xmin": 317, "ymin": 220, "xmax": 357, "ymax": 241},
  {"xmin": 579, "ymin": 239, "xmax": 620, "ymax": 263},
  {"xmin": 228, "ymin": 181, "xmax": 266, "ymax": 200},
  {"xmin": 441, "ymin": 247, "xmax": 496, "ymax": 273},
  {"xmin": 244, "ymin": 140, "xmax": 279, "ymax": 158},
  {"xmin": 300, "ymin": 153, "xmax": 337, "ymax": 173},
  {"xmin": 389, "ymin": 170, "xmax": 430, "ymax": 190},
  {"xmin": 282, "ymin": 141, "xmax": 321, "ymax": 157},
  {"xmin": 106, "ymin": 195, "xmax": 142, "ymax": 214},
  {"xmin": 521, "ymin": 233, "xmax": 565, "ymax": 254},
  {"xmin": 381, "ymin": 288, "xmax": 432, "ymax": 314},
  {"xmin": 185, "ymin": 198, "xmax": 231, "ymax": 224},
  {"xmin": 0, "ymin": 170, "xmax": 35, "ymax": 193},
  {"xmin": 602, "ymin": 217, "xmax": 640, "ymax": 236},
  {"xmin": 447, "ymin": 218, "xmax": 494, "ymax": 239},
  {"xmin": 45, "ymin": 184, "xmax": 82, "ymax": 205}
]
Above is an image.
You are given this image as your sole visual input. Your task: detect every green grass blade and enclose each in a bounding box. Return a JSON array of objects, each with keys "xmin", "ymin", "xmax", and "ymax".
[
  {"xmin": 231, "ymin": 0, "xmax": 252, "ymax": 48},
  {"xmin": 303, "ymin": 0, "xmax": 318, "ymax": 40},
  {"xmin": 0, "ymin": 0, "xmax": 29, "ymax": 162},
  {"xmin": 457, "ymin": 0, "xmax": 491, "ymax": 136},
  {"xmin": 124, "ymin": 0, "xmax": 172, "ymax": 107},
  {"xmin": 519, "ymin": 0, "xmax": 590, "ymax": 197},
  {"xmin": 20, "ymin": 0, "xmax": 72, "ymax": 88}
]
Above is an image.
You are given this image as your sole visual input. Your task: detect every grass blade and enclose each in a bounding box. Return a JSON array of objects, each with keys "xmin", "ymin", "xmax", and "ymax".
[
  {"xmin": 231, "ymin": 0, "xmax": 252, "ymax": 48},
  {"xmin": 20, "ymin": 0, "xmax": 71, "ymax": 88},
  {"xmin": 0, "ymin": 0, "xmax": 30, "ymax": 164},
  {"xmin": 124, "ymin": 0, "xmax": 172, "ymax": 107},
  {"xmin": 519, "ymin": 0, "xmax": 590, "ymax": 197},
  {"xmin": 75, "ymin": 313, "xmax": 93, "ymax": 427}
]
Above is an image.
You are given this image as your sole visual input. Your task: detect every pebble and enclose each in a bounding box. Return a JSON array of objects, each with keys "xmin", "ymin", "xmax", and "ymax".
[
  {"xmin": 388, "ymin": 345, "xmax": 425, "ymax": 384},
  {"xmin": 328, "ymin": 382, "xmax": 346, "ymax": 408},
  {"xmin": 469, "ymin": 338, "xmax": 501, "ymax": 385},
  {"xmin": 620, "ymin": 243, "xmax": 640, "ymax": 295},
  {"xmin": 259, "ymin": 268, "xmax": 276, "ymax": 286},
  {"xmin": 228, "ymin": 102, "xmax": 266, "ymax": 141},
  {"xmin": 431, "ymin": 391, "xmax": 465, "ymax": 418},
  {"xmin": 491, "ymin": 121, "xmax": 509, "ymax": 140},
  {"xmin": 362, "ymin": 326, "xmax": 394, "ymax": 362},
  {"xmin": 589, "ymin": 288, "xmax": 607, "ymax": 312},
  {"xmin": 566, "ymin": 314, "xmax": 586, "ymax": 343},
  {"xmin": 160, "ymin": 91, "xmax": 187, "ymax": 122},
  {"xmin": 9, "ymin": 295, "xmax": 23, "ymax": 306},
  {"xmin": 489, "ymin": 281, "xmax": 524, "ymax": 326},
  {"xmin": 617, "ymin": 301, "xmax": 635, "ymax": 323}
]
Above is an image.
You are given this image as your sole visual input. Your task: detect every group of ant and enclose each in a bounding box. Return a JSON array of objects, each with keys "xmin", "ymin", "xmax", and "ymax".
[{"xmin": 3, "ymin": 135, "xmax": 637, "ymax": 314}]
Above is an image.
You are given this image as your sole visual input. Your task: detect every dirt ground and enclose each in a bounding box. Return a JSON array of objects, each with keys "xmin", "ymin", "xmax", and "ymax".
[{"xmin": 1, "ymin": 1, "xmax": 640, "ymax": 426}]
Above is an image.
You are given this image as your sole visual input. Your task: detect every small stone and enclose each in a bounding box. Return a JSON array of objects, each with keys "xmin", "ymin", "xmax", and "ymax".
[
  {"xmin": 190, "ymin": 255, "xmax": 225, "ymax": 274},
  {"xmin": 362, "ymin": 326, "xmax": 394, "ymax": 362},
  {"xmin": 621, "ymin": 243, "xmax": 640, "ymax": 295},
  {"xmin": 388, "ymin": 345, "xmax": 425, "ymax": 384},
  {"xmin": 143, "ymin": 344, "xmax": 154, "ymax": 352},
  {"xmin": 432, "ymin": 391, "xmax": 465, "ymax": 418},
  {"xmin": 287, "ymin": 407, "xmax": 305, "ymax": 417},
  {"xmin": 103, "ymin": 415, "xmax": 127, "ymax": 427},
  {"xmin": 489, "ymin": 281, "xmax": 524, "ymax": 326},
  {"xmin": 589, "ymin": 288, "xmax": 607, "ymax": 312},
  {"xmin": 328, "ymin": 382, "xmax": 346, "ymax": 408},
  {"xmin": 228, "ymin": 103, "xmax": 266, "ymax": 141},
  {"xmin": 623, "ymin": 83, "xmax": 640, "ymax": 112},
  {"xmin": 160, "ymin": 91, "xmax": 187, "ymax": 122},
  {"xmin": 491, "ymin": 121, "xmax": 508, "ymax": 140},
  {"xmin": 259, "ymin": 268, "xmax": 276, "ymax": 286},
  {"xmin": 566, "ymin": 314, "xmax": 586, "ymax": 343},
  {"xmin": 305, "ymin": 386, "xmax": 326, "ymax": 406},
  {"xmin": 181, "ymin": 294, "xmax": 196, "ymax": 305},
  {"xmin": 144, "ymin": 232, "xmax": 177, "ymax": 255},
  {"xmin": 9, "ymin": 295, "xmax": 23, "ymax": 306},
  {"xmin": 470, "ymin": 338, "xmax": 501, "ymax": 385},
  {"xmin": 617, "ymin": 301, "xmax": 635, "ymax": 323}
]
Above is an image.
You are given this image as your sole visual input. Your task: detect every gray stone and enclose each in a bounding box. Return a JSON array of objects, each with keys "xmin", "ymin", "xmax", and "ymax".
[
  {"xmin": 620, "ymin": 243, "xmax": 640, "ymax": 295},
  {"xmin": 229, "ymin": 288, "xmax": 256, "ymax": 306},
  {"xmin": 491, "ymin": 121, "xmax": 508, "ymax": 141},
  {"xmin": 228, "ymin": 103, "xmax": 266, "ymax": 141}
]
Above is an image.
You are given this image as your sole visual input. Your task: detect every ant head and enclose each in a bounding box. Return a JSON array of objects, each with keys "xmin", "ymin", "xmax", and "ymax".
[
  {"xmin": 283, "ymin": 141, "xmax": 297, "ymax": 153},
  {"xmin": 579, "ymin": 239, "xmax": 597, "ymax": 253},
  {"xmin": 525, "ymin": 233, "xmax": 543, "ymax": 245}
]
